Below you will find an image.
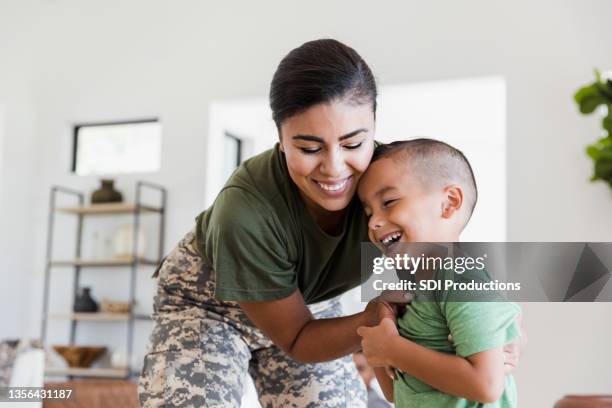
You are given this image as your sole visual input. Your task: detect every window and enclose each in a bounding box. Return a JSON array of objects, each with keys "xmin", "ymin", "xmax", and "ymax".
[
  {"xmin": 72, "ymin": 119, "xmax": 162, "ymax": 176},
  {"xmin": 223, "ymin": 131, "xmax": 243, "ymax": 181}
]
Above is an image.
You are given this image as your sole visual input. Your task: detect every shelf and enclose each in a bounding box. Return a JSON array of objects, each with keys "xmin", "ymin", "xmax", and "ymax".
[
  {"xmin": 42, "ymin": 181, "xmax": 167, "ymax": 382},
  {"xmin": 57, "ymin": 202, "xmax": 162, "ymax": 215},
  {"xmin": 48, "ymin": 313, "xmax": 151, "ymax": 321},
  {"xmin": 50, "ymin": 257, "xmax": 160, "ymax": 267},
  {"xmin": 45, "ymin": 367, "xmax": 129, "ymax": 379},
  {"xmin": 50, "ymin": 313, "xmax": 129, "ymax": 321}
]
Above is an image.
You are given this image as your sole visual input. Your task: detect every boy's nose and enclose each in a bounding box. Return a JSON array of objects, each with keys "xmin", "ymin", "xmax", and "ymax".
[{"xmin": 368, "ymin": 214, "xmax": 386, "ymax": 231}]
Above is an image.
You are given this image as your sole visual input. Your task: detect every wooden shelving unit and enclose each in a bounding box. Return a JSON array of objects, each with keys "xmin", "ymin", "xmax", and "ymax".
[
  {"xmin": 57, "ymin": 203, "xmax": 162, "ymax": 215},
  {"xmin": 41, "ymin": 181, "xmax": 166, "ymax": 379},
  {"xmin": 49, "ymin": 313, "xmax": 151, "ymax": 321},
  {"xmin": 50, "ymin": 257, "xmax": 159, "ymax": 267},
  {"xmin": 49, "ymin": 313, "xmax": 129, "ymax": 321},
  {"xmin": 45, "ymin": 367, "xmax": 130, "ymax": 379}
]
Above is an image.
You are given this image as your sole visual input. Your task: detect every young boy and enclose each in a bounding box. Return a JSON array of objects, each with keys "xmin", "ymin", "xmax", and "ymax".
[{"xmin": 357, "ymin": 139, "xmax": 520, "ymax": 407}]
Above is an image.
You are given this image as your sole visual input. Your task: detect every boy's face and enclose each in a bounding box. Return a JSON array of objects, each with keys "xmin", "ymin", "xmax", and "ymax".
[{"xmin": 358, "ymin": 157, "xmax": 447, "ymax": 252}]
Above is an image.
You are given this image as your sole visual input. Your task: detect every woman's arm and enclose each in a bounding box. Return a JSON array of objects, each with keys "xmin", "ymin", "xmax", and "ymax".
[
  {"xmin": 358, "ymin": 319, "xmax": 506, "ymax": 404},
  {"xmin": 373, "ymin": 367, "xmax": 394, "ymax": 402},
  {"xmin": 239, "ymin": 289, "xmax": 400, "ymax": 363}
]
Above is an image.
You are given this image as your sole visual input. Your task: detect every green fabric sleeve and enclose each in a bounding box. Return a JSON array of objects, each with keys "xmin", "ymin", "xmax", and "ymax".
[
  {"xmin": 204, "ymin": 187, "xmax": 297, "ymax": 302},
  {"xmin": 443, "ymin": 301, "xmax": 521, "ymax": 358}
]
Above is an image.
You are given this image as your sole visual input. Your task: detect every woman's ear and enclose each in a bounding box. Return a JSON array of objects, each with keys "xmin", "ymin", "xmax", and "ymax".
[{"xmin": 441, "ymin": 185, "xmax": 464, "ymax": 219}]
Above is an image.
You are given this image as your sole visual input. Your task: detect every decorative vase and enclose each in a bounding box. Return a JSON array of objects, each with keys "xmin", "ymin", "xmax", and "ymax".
[
  {"xmin": 110, "ymin": 350, "xmax": 127, "ymax": 368},
  {"xmin": 555, "ymin": 395, "xmax": 612, "ymax": 407},
  {"xmin": 113, "ymin": 224, "xmax": 146, "ymax": 259},
  {"xmin": 91, "ymin": 179, "xmax": 123, "ymax": 204},
  {"xmin": 73, "ymin": 287, "xmax": 99, "ymax": 313}
]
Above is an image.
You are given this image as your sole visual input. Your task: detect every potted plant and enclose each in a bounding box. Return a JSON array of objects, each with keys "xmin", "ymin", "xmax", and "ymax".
[{"xmin": 574, "ymin": 70, "xmax": 612, "ymax": 188}]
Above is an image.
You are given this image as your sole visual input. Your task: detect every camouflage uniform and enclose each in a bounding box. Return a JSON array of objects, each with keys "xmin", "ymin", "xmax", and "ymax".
[{"xmin": 139, "ymin": 229, "xmax": 367, "ymax": 408}]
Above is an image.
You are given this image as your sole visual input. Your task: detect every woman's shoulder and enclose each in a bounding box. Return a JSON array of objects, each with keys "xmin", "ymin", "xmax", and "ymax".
[
  {"xmin": 197, "ymin": 144, "xmax": 297, "ymax": 237},
  {"xmin": 225, "ymin": 144, "xmax": 292, "ymax": 204}
]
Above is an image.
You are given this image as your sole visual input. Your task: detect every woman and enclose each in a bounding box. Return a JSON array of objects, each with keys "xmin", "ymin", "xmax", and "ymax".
[
  {"xmin": 138, "ymin": 39, "xmax": 520, "ymax": 407},
  {"xmin": 139, "ymin": 38, "xmax": 386, "ymax": 407}
]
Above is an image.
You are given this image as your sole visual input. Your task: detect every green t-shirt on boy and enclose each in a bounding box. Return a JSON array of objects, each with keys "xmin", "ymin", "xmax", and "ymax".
[{"xmin": 394, "ymin": 268, "xmax": 520, "ymax": 407}]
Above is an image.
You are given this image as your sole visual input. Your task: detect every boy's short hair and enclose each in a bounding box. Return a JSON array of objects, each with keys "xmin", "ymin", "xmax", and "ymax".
[{"xmin": 372, "ymin": 138, "xmax": 478, "ymax": 226}]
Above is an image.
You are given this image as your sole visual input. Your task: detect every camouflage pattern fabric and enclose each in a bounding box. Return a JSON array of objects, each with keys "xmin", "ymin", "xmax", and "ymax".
[{"xmin": 139, "ymin": 229, "xmax": 367, "ymax": 408}]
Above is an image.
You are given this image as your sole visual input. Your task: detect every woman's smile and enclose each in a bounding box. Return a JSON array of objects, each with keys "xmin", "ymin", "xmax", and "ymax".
[{"xmin": 312, "ymin": 175, "xmax": 353, "ymax": 196}]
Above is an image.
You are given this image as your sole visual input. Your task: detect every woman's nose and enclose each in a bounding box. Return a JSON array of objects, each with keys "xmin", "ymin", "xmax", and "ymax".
[{"xmin": 320, "ymin": 149, "xmax": 346, "ymax": 177}]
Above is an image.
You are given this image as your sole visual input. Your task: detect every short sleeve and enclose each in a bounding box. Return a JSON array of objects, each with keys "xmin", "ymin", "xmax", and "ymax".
[
  {"xmin": 202, "ymin": 187, "xmax": 297, "ymax": 302},
  {"xmin": 443, "ymin": 301, "xmax": 521, "ymax": 358}
]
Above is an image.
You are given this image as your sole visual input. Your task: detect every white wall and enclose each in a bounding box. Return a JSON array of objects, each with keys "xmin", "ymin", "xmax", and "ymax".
[
  {"xmin": 1, "ymin": 0, "xmax": 612, "ymax": 405},
  {"xmin": 0, "ymin": 68, "xmax": 38, "ymax": 340}
]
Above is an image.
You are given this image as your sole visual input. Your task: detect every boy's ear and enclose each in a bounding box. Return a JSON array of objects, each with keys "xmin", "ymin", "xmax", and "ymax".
[{"xmin": 441, "ymin": 185, "xmax": 463, "ymax": 219}]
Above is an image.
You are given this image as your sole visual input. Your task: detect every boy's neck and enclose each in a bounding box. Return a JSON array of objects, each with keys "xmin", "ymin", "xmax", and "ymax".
[{"xmin": 435, "ymin": 232, "xmax": 461, "ymax": 242}]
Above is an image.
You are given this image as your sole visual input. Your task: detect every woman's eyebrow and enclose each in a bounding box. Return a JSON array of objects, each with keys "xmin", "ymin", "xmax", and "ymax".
[
  {"xmin": 292, "ymin": 128, "xmax": 369, "ymax": 143},
  {"xmin": 339, "ymin": 128, "xmax": 368, "ymax": 141},
  {"xmin": 292, "ymin": 134, "xmax": 324, "ymax": 142}
]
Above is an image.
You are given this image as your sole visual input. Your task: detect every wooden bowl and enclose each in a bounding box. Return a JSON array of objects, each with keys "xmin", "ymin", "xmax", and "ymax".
[{"xmin": 52, "ymin": 345, "xmax": 106, "ymax": 368}]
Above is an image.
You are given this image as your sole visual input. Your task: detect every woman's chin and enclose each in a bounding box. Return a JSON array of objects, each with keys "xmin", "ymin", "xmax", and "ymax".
[{"xmin": 318, "ymin": 197, "xmax": 354, "ymax": 213}]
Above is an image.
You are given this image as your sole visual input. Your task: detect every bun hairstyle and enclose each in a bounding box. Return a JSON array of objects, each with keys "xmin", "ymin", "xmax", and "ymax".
[{"xmin": 269, "ymin": 39, "xmax": 377, "ymax": 131}]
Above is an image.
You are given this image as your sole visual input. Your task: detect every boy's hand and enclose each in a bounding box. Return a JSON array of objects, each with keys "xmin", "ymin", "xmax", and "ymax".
[{"xmin": 357, "ymin": 318, "xmax": 399, "ymax": 367}]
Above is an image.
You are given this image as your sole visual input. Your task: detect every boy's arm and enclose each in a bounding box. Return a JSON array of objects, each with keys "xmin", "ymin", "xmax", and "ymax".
[
  {"xmin": 358, "ymin": 319, "xmax": 506, "ymax": 404},
  {"xmin": 373, "ymin": 367, "xmax": 394, "ymax": 402}
]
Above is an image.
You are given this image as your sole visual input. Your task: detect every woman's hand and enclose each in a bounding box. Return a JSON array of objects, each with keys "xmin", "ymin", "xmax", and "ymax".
[
  {"xmin": 503, "ymin": 312, "xmax": 527, "ymax": 375},
  {"xmin": 364, "ymin": 290, "xmax": 412, "ymax": 326},
  {"xmin": 447, "ymin": 312, "xmax": 527, "ymax": 375},
  {"xmin": 357, "ymin": 318, "xmax": 400, "ymax": 367}
]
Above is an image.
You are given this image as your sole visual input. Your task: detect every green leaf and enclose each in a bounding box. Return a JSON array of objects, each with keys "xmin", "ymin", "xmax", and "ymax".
[
  {"xmin": 603, "ymin": 112, "xmax": 612, "ymax": 135},
  {"xmin": 586, "ymin": 143, "xmax": 612, "ymax": 162},
  {"xmin": 574, "ymin": 84, "xmax": 599, "ymax": 103},
  {"xmin": 595, "ymin": 69, "xmax": 602, "ymax": 82},
  {"xmin": 595, "ymin": 82, "xmax": 612, "ymax": 103},
  {"xmin": 587, "ymin": 145, "xmax": 601, "ymax": 160},
  {"xmin": 601, "ymin": 145, "xmax": 612, "ymax": 159},
  {"xmin": 596, "ymin": 136, "xmax": 612, "ymax": 147},
  {"xmin": 575, "ymin": 84, "xmax": 605, "ymax": 114},
  {"xmin": 593, "ymin": 157, "xmax": 612, "ymax": 184}
]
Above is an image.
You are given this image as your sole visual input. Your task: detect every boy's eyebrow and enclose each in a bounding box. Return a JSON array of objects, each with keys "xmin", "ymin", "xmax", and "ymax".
[
  {"xmin": 292, "ymin": 128, "xmax": 368, "ymax": 143},
  {"xmin": 375, "ymin": 186, "xmax": 397, "ymax": 197}
]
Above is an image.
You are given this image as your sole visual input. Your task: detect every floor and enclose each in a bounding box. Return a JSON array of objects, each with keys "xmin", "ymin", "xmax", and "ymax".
[{"xmin": 43, "ymin": 381, "xmax": 138, "ymax": 408}]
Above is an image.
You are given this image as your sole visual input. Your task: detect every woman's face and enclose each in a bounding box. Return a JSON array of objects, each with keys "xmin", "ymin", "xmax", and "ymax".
[{"xmin": 279, "ymin": 99, "xmax": 375, "ymax": 214}]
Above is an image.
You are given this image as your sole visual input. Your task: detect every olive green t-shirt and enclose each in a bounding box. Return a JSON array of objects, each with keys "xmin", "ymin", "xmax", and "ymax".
[
  {"xmin": 394, "ymin": 268, "xmax": 520, "ymax": 407},
  {"xmin": 195, "ymin": 144, "xmax": 369, "ymax": 304}
]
